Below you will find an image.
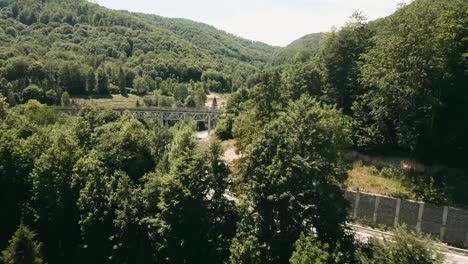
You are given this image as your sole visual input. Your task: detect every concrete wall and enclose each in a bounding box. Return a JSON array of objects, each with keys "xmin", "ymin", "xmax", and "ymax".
[{"xmin": 345, "ymin": 191, "xmax": 468, "ymax": 248}]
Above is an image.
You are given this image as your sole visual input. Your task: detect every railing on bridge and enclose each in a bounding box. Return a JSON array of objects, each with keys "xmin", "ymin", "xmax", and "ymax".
[{"xmin": 52, "ymin": 106, "xmax": 223, "ymax": 132}]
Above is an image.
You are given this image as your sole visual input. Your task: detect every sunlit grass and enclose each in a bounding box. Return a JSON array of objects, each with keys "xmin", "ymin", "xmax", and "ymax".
[
  {"xmin": 72, "ymin": 93, "xmax": 226, "ymax": 109},
  {"xmin": 205, "ymin": 93, "xmax": 229, "ymax": 109},
  {"xmin": 72, "ymin": 94, "xmax": 141, "ymax": 108},
  {"xmin": 346, "ymin": 162, "xmax": 416, "ymax": 200}
]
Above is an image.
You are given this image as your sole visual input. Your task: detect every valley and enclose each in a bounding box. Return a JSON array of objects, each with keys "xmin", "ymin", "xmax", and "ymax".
[{"xmin": 0, "ymin": 0, "xmax": 466, "ymax": 263}]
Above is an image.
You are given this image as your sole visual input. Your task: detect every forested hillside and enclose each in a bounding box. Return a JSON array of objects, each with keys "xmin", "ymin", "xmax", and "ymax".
[
  {"xmin": 218, "ymin": 0, "xmax": 467, "ymax": 169},
  {"xmin": 0, "ymin": 0, "xmax": 278, "ymax": 106},
  {"xmin": 1, "ymin": 0, "xmax": 467, "ymax": 263},
  {"xmin": 271, "ymin": 32, "xmax": 323, "ymax": 65},
  {"xmin": 0, "ymin": 99, "xmax": 445, "ymax": 264},
  {"xmin": 134, "ymin": 13, "xmax": 279, "ymax": 63}
]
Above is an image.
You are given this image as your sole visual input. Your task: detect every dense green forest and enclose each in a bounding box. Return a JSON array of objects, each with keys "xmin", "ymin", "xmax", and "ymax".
[
  {"xmin": 271, "ymin": 32, "xmax": 324, "ymax": 65},
  {"xmin": 0, "ymin": 0, "xmax": 280, "ymax": 107},
  {"xmin": 218, "ymin": 0, "xmax": 467, "ymax": 169},
  {"xmin": 0, "ymin": 0, "xmax": 467, "ymax": 263},
  {"xmin": 0, "ymin": 99, "xmax": 445, "ymax": 264}
]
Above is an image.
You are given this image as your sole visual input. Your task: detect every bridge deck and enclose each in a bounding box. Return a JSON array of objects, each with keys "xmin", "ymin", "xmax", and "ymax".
[
  {"xmin": 52, "ymin": 106, "xmax": 223, "ymax": 131},
  {"xmin": 52, "ymin": 106, "xmax": 223, "ymax": 114}
]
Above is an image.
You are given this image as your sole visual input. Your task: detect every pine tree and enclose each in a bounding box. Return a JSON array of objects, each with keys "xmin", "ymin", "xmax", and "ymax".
[
  {"xmin": 211, "ymin": 97, "xmax": 218, "ymax": 109},
  {"xmin": 1, "ymin": 225, "xmax": 43, "ymax": 264},
  {"xmin": 86, "ymin": 69, "xmax": 96, "ymax": 94},
  {"xmin": 233, "ymin": 95, "xmax": 354, "ymax": 263},
  {"xmin": 0, "ymin": 78, "xmax": 7, "ymax": 96},
  {"xmin": 96, "ymin": 67, "xmax": 109, "ymax": 94},
  {"xmin": 61, "ymin": 91, "xmax": 71, "ymax": 106},
  {"xmin": 144, "ymin": 127, "xmax": 237, "ymax": 263},
  {"xmin": 5, "ymin": 83, "xmax": 16, "ymax": 107},
  {"xmin": 118, "ymin": 67, "xmax": 127, "ymax": 96},
  {"xmin": 0, "ymin": 95, "xmax": 7, "ymax": 119}
]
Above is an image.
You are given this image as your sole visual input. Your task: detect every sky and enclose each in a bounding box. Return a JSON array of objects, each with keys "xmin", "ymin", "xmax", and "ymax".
[{"xmin": 93, "ymin": 0, "xmax": 406, "ymax": 47}]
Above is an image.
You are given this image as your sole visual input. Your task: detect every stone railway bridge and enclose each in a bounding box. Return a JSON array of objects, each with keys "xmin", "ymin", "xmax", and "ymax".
[{"xmin": 53, "ymin": 106, "xmax": 223, "ymax": 132}]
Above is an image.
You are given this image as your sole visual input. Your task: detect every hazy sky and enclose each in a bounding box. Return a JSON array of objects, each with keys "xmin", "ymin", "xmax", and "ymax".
[{"xmin": 93, "ymin": 0, "xmax": 406, "ymax": 47}]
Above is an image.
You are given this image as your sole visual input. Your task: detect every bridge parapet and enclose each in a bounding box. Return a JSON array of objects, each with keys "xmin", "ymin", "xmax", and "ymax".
[
  {"xmin": 52, "ymin": 106, "xmax": 222, "ymax": 113},
  {"xmin": 52, "ymin": 106, "xmax": 223, "ymax": 131}
]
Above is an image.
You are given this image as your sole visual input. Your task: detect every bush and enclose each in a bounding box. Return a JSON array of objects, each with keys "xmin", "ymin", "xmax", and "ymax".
[
  {"xmin": 142, "ymin": 95, "xmax": 155, "ymax": 107},
  {"xmin": 411, "ymin": 176, "xmax": 450, "ymax": 206},
  {"xmin": 0, "ymin": 95, "xmax": 7, "ymax": 118},
  {"xmin": 108, "ymin": 84, "xmax": 120, "ymax": 94},
  {"xmin": 44, "ymin": 90, "xmax": 58, "ymax": 105},
  {"xmin": 214, "ymin": 114, "xmax": 234, "ymax": 140},
  {"xmin": 20, "ymin": 100, "xmax": 59, "ymax": 126},
  {"xmin": 358, "ymin": 226, "xmax": 445, "ymax": 264},
  {"xmin": 22, "ymin": 84, "xmax": 44, "ymax": 103},
  {"xmin": 290, "ymin": 234, "xmax": 330, "ymax": 264},
  {"xmin": 158, "ymin": 95, "xmax": 175, "ymax": 107},
  {"xmin": 5, "ymin": 27, "xmax": 17, "ymax": 37},
  {"xmin": 1, "ymin": 225, "xmax": 43, "ymax": 264},
  {"xmin": 61, "ymin": 91, "xmax": 71, "ymax": 106},
  {"xmin": 380, "ymin": 167, "xmax": 405, "ymax": 179}
]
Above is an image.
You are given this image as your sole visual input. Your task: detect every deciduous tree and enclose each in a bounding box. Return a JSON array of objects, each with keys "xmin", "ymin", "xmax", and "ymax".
[{"xmin": 234, "ymin": 96, "xmax": 353, "ymax": 263}]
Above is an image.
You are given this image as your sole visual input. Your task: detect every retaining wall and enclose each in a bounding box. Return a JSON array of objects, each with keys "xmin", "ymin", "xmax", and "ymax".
[{"xmin": 345, "ymin": 191, "xmax": 468, "ymax": 247}]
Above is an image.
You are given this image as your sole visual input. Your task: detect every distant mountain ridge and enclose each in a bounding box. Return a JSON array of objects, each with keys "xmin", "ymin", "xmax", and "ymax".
[
  {"xmin": 0, "ymin": 0, "xmax": 281, "ymax": 97},
  {"xmin": 287, "ymin": 32, "xmax": 323, "ymax": 51},
  {"xmin": 132, "ymin": 13, "xmax": 280, "ymax": 64},
  {"xmin": 271, "ymin": 33, "xmax": 324, "ymax": 65}
]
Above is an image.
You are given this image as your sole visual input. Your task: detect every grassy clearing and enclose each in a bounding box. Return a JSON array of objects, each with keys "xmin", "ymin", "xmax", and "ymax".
[
  {"xmin": 205, "ymin": 93, "xmax": 229, "ymax": 109},
  {"xmin": 72, "ymin": 94, "xmax": 140, "ymax": 108},
  {"xmin": 220, "ymin": 139, "xmax": 465, "ymax": 206},
  {"xmin": 219, "ymin": 140, "xmax": 418, "ymax": 201},
  {"xmin": 346, "ymin": 162, "xmax": 416, "ymax": 200},
  {"xmin": 346, "ymin": 162, "xmax": 468, "ymax": 207},
  {"xmin": 72, "ymin": 93, "xmax": 226, "ymax": 109},
  {"xmin": 221, "ymin": 139, "xmax": 240, "ymax": 163}
]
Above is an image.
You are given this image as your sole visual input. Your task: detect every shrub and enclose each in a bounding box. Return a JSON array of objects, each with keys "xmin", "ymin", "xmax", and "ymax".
[
  {"xmin": 22, "ymin": 84, "xmax": 44, "ymax": 103},
  {"xmin": 1, "ymin": 225, "xmax": 43, "ymax": 264},
  {"xmin": 380, "ymin": 167, "xmax": 405, "ymax": 179},
  {"xmin": 142, "ymin": 95, "xmax": 155, "ymax": 107},
  {"xmin": 290, "ymin": 234, "xmax": 330, "ymax": 264},
  {"xmin": 44, "ymin": 90, "xmax": 58, "ymax": 105},
  {"xmin": 108, "ymin": 84, "xmax": 120, "ymax": 94},
  {"xmin": 20, "ymin": 100, "xmax": 59, "ymax": 126},
  {"xmin": 358, "ymin": 226, "xmax": 445, "ymax": 264},
  {"xmin": 61, "ymin": 91, "xmax": 71, "ymax": 106},
  {"xmin": 215, "ymin": 114, "xmax": 234, "ymax": 140},
  {"xmin": 0, "ymin": 95, "xmax": 7, "ymax": 119}
]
